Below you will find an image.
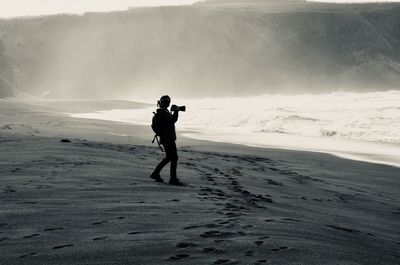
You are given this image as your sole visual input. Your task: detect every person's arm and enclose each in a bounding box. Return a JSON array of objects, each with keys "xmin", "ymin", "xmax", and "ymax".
[
  {"xmin": 159, "ymin": 109, "xmax": 178, "ymax": 127},
  {"xmin": 172, "ymin": 109, "xmax": 179, "ymax": 123}
]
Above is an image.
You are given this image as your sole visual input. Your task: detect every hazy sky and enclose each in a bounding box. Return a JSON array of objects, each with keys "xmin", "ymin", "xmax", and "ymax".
[
  {"xmin": 0, "ymin": 0, "xmax": 198, "ymax": 18},
  {"xmin": 0, "ymin": 0, "xmax": 399, "ymax": 18}
]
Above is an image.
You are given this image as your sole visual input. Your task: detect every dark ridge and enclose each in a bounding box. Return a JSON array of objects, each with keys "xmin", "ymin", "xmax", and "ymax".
[
  {"xmin": 0, "ymin": 39, "xmax": 15, "ymax": 98},
  {"xmin": 0, "ymin": 2, "xmax": 399, "ymax": 98}
]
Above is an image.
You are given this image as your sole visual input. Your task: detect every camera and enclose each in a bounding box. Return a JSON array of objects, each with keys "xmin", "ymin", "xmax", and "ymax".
[{"xmin": 171, "ymin": 105, "xmax": 186, "ymax": 112}]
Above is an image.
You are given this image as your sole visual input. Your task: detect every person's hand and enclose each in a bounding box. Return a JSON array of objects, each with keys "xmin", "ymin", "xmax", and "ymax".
[{"xmin": 171, "ymin": 105, "xmax": 179, "ymax": 112}]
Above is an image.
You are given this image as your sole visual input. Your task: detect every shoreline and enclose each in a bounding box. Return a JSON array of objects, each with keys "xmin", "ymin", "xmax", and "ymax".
[
  {"xmin": 182, "ymin": 131, "xmax": 400, "ymax": 169},
  {"xmin": 70, "ymin": 105, "xmax": 400, "ymax": 168},
  {"xmin": 1, "ymin": 99, "xmax": 399, "ymax": 265}
]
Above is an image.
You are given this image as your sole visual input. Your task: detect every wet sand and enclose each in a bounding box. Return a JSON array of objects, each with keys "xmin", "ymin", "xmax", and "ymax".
[{"xmin": 0, "ymin": 99, "xmax": 399, "ymax": 265}]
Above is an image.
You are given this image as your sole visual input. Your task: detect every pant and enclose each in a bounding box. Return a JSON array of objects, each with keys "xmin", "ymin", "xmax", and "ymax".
[{"xmin": 153, "ymin": 141, "xmax": 178, "ymax": 179}]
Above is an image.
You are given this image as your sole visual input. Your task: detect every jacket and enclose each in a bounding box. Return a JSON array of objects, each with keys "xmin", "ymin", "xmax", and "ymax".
[{"xmin": 155, "ymin": 108, "xmax": 179, "ymax": 144}]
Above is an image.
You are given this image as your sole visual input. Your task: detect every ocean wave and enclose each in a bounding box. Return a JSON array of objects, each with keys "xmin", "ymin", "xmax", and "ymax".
[
  {"xmin": 70, "ymin": 91, "xmax": 400, "ymax": 168},
  {"xmin": 184, "ymin": 91, "xmax": 400, "ymax": 143},
  {"xmin": 73, "ymin": 91, "xmax": 400, "ymax": 145}
]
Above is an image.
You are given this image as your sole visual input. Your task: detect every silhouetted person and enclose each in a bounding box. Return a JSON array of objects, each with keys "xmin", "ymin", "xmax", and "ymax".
[{"xmin": 150, "ymin": 95, "xmax": 183, "ymax": 186}]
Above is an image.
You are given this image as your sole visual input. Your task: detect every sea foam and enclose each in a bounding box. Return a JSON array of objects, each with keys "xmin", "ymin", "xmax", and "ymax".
[{"xmin": 71, "ymin": 91, "xmax": 400, "ymax": 167}]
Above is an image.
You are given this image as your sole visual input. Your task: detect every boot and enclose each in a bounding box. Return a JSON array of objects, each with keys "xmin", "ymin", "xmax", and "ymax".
[
  {"xmin": 169, "ymin": 177, "xmax": 184, "ymax": 186},
  {"xmin": 150, "ymin": 172, "xmax": 164, "ymax": 182}
]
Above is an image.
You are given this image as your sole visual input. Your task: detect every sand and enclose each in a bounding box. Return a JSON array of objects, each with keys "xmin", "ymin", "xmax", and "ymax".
[{"xmin": 0, "ymin": 99, "xmax": 399, "ymax": 265}]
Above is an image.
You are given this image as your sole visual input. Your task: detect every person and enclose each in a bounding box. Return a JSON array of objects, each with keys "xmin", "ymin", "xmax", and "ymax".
[{"xmin": 150, "ymin": 95, "xmax": 183, "ymax": 186}]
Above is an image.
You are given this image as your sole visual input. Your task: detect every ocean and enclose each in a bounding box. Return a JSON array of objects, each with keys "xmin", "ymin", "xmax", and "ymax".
[{"xmin": 71, "ymin": 91, "xmax": 400, "ymax": 167}]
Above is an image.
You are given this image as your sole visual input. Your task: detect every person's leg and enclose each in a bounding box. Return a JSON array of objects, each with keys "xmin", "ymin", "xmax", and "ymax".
[
  {"xmin": 153, "ymin": 156, "xmax": 170, "ymax": 175},
  {"xmin": 151, "ymin": 145, "xmax": 172, "ymax": 181},
  {"xmin": 167, "ymin": 142, "xmax": 182, "ymax": 185},
  {"xmin": 168, "ymin": 142, "xmax": 178, "ymax": 180}
]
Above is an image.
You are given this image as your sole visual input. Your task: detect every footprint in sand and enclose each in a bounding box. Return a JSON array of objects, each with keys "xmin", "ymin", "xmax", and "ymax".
[
  {"xmin": 92, "ymin": 220, "xmax": 108, "ymax": 226},
  {"xmin": 115, "ymin": 216, "xmax": 126, "ymax": 220},
  {"xmin": 241, "ymin": 190, "xmax": 251, "ymax": 196},
  {"xmin": 168, "ymin": 254, "xmax": 191, "ymax": 260},
  {"xmin": 0, "ymin": 237, "xmax": 10, "ymax": 242},
  {"xmin": 213, "ymin": 258, "xmax": 239, "ymax": 264},
  {"xmin": 254, "ymin": 241, "xmax": 264, "ymax": 246},
  {"xmin": 271, "ymin": 246, "xmax": 289, "ymax": 252},
  {"xmin": 202, "ymin": 247, "xmax": 216, "ymax": 253},
  {"xmin": 266, "ymin": 179, "xmax": 284, "ymax": 186},
  {"xmin": 264, "ymin": 219, "xmax": 275, "ymax": 223},
  {"xmin": 166, "ymin": 199, "xmax": 180, "ymax": 202},
  {"xmin": 200, "ymin": 230, "xmax": 236, "ymax": 238},
  {"xmin": 182, "ymin": 225, "xmax": 199, "ymax": 230},
  {"xmin": 245, "ymin": 250, "xmax": 254, "ymax": 257},
  {"xmin": 176, "ymin": 242, "xmax": 197, "ymax": 249},
  {"xmin": 282, "ymin": 218, "xmax": 303, "ymax": 223},
  {"xmin": 18, "ymin": 201, "xmax": 38, "ymax": 205},
  {"xmin": 93, "ymin": 236, "xmax": 109, "ymax": 241},
  {"xmin": 19, "ymin": 252, "xmax": 37, "ymax": 258},
  {"xmin": 23, "ymin": 233, "xmax": 40, "ymax": 239},
  {"xmin": 326, "ymin": 225, "xmax": 358, "ymax": 233},
  {"xmin": 52, "ymin": 244, "xmax": 74, "ymax": 250},
  {"xmin": 4, "ymin": 186, "xmax": 16, "ymax": 193}
]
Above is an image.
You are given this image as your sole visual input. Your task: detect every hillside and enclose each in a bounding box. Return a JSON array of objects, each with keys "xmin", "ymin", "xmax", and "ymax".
[
  {"xmin": 202, "ymin": 0, "xmax": 301, "ymax": 3},
  {"xmin": 0, "ymin": 1, "xmax": 399, "ymax": 98},
  {"xmin": 0, "ymin": 39, "xmax": 15, "ymax": 97}
]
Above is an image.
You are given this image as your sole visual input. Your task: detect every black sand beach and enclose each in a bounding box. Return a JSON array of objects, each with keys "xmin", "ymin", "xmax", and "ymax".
[{"xmin": 0, "ymin": 99, "xmax": 399, "ymax": 265}]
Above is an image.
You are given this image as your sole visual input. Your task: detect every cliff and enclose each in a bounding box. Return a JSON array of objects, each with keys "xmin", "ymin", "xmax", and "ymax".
[
  {"xmin": 0, "ymin": 39, "xmax": 15, "ymax": 97},
  {"xmin": 0, "ymin": 2, "xmax": 399, "ymax": 98}
]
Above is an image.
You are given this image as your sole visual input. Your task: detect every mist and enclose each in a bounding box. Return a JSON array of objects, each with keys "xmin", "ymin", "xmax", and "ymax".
[
  {"xmin": 1, "ymin": 2, "xmax": 400, "ymax": 264},
  {"xmin": 0, "ymin": 1, "xmax": 400, "ymax": 99}
]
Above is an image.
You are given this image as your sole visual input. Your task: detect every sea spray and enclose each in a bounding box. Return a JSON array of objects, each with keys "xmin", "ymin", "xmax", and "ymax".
[
  {"xmin": 73, "ymin": 91, "xmax": 400, "ymax": 144},
  {"xmin": 71, "ymin": 91, "xmax": 400, "ymax": 167}
]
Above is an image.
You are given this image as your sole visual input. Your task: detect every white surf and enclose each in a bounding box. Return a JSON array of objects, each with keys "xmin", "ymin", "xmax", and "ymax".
[{"xmin": 71, "ymin": 91, "xmax": 400, "ymax": 168}]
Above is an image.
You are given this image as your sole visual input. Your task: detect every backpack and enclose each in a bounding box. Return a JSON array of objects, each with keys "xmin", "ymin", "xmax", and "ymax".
[
  {"xmin": 151, "ymin": 111, "xmax": 164, "ymax": 152},
  {"xmin": 151, "ymin": 111, "xmax": 161, "ymax": 136}
]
